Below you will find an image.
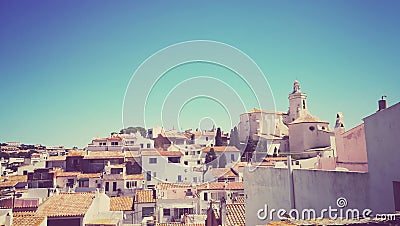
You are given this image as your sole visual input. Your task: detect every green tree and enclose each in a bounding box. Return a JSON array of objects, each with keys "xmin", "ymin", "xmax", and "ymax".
[
  {"xmin": 229, "ymin": 126, "xmax": 240, "ymax": 149},
  {"xmin": 120, "ymin": 127, "xmax": 146, "ymax": 137},
  {"xmin": 215, "ymin": 128, "xmax": 222, "ymax": 146},
  {"xmin": 219, "ymin": 153, "xmax": 227, "ymax": 168},
  {"xmin": 242, "ymin": 137, "xmax": 256, "ymax": 162},
  {"xmin": 205, "ymin": 148, "xmax": 218, "ymax": 168}
]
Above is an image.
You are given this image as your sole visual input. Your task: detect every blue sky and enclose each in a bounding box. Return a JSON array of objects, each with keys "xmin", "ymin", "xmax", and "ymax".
[{"xmin": 0, "ymin": 1, "xmax": 399, "ymax": 147}]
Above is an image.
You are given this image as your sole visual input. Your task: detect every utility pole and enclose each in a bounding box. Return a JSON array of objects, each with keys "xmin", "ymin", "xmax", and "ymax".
[{"xmin": 287, "ymin": 155, "xmax": 295, "ymax": 209}]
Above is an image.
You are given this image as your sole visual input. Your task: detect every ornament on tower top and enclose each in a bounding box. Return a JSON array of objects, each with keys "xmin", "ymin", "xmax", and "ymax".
[{"xmin": 293, "ymin": 80, "xmax": 301, "ymax": 93}]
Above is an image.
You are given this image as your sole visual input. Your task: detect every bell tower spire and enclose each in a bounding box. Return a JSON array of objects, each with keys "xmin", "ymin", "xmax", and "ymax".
[{"xmin": 288, "ymin": 80, "xmax": 308, "ymax": 123}]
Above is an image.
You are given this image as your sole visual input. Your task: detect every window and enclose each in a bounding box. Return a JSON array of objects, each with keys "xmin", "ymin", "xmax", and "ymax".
[
  {"xmin": 112, "ymin": 182, "xmax": 117, "ymax": 191},
  {"xmin": 146, "ymin": 171, "xmax": 152, "ymax": 181},
  {"xmin": 147, "ymin": 143, "xmax": 151, "ymax": 148},
  {"xmin": 309, "ymin": 126, "xmax": 315, "ymax": 131},
  {"xmin": 126, "ymin": 181, "xmax": 137, "ymax": 189},
  {"xmin": 303, "ymin": 100, "xmax": 306, "ymax": 109},
  {"xmin": 231, "ymin": 154, "xmax": 235, "ymax": 161},
  {"xmin": 142, "ymin": 207, "xmax": 154, "ymax": 217},
  {"xmin": 178, "ymin": 175, "xmax": 182, "ymax": 182},
  {"xmin": 100, "ymin": 142, "xmax": 106, "ymax": 146},
  {"xmin": 184, "ymin": 161, "xmax": 188, "ymax": 165},
  {"xmin": 193, "ymin": 177, "xmax": 197, "ymax": 183},
  {"xmin": 185, "ymin": 151, "xmax": 188, "ymax": 155},
  {"xmin": 105, "ymin": 182, "xmax": 109, "ymax": 191},
  {"xmin": 163, "ymin": 208, "xmax": 171, "ymax": 216},
  {"xmin": 197, "ymin": 160, "xmax": 201, "ymax": 164},
  {"xmin": 67, "ymin": 179, "xmax": 75, "ymax": 188},
  {"xmin": 140, "ymin": 144, "xmax": 144, "ymax": 148},
  {"xmin": 197, "ymin": 151, "xmax": 201, "ymax": 155},
  {"xmin": 111, "ymin": 142, "xmax": 119, "ymax": 146},
  {"xmin": 153, "ymin": 172, "xmax": 157, "ymax": 177},
  {"xmin": 79, "ymin": 179, "xmax": 89, "ymax": 187},
  {"xmin": 111, "ymin": 168, "xmax": 123, "ymax": 174},
  {"xmin": 204, "ymin": 192, "xmax": 208, "ymax": 201},
  {"xmin": 206, "ymin": 137, "xmax": 209, "ymax": 141},
  {"xmin": 149, "ymin": 158, "xmax": 157, "ymax": 164}
]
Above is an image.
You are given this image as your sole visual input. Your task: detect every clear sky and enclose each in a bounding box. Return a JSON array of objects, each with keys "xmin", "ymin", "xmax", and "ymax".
[{"xmin": 1, "ymin": 1, "xmax": 399, "ymax": 148}]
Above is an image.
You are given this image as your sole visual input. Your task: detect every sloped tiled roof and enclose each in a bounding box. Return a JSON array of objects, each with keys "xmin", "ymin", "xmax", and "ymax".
[
  {"xmin": 77, "ymin": 173, "xmax": 101, "ymax": 179},
  {"xmin": 209, "ymin": 168, "xmax": 238, "ymax": 179},
  {"xmin": 201, "ymin": 146, "xmax": 240, "ymax": 153},
  {"xmin": 0, "ymin": 175, "xmax": 27, "ymax": 188},
  {"xmin": 12, "ymin": 212, "xmax": 45, "ymax": 226},
  {"xmin": 196, "ymin": 182, "xmax": 244, "ymax": 190},
  {"xmin": 226, "ymin": 203, "xmax": 245, "ymax": 226},
  {"xmin": 157, "ymin": 182, "xmax": 193, "ymax": 190},
  {"xmin": 56, "ymin": 171, "xmax": 80, "ymax": 177},
  {"xmin": 136, "ymin": 190, "xmax": 155, "ymax": 203},
  {"xmin": 289, "ymin": 113, "xmax": 328, "ymax": 125},
  {"xmin": 125, "ymin": 174, "xmax": 145, "ymax": 180},
  {"xmin": 67, "ymin": 150, "xmax": 86, "ymax": 157},
  {"xmin": 233, "ymin": 196, "xmax": 245, "ymax": 204},
  {"xmin": 83, "ymin": 151, "xmax": 125, "ymax": 159},
  {"xmin": 47, "ymin": 155, "xmax": 66, "ymax": 161},
  {"xmin": 141, "ymin": 150, "xmax": 183, "ymax": 157},
  {"xmin": 110, "ymin": 196, "xmax": 133, "ymax": 211},
  {"xmin": 36, "ymin": 193, "xmax": 95, "ymax": 217}
]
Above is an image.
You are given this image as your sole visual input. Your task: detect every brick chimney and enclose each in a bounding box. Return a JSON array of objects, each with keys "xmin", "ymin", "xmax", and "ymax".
[{"xmin": 378, "ymin": 96, "xmax": 387, "ymax": 111}]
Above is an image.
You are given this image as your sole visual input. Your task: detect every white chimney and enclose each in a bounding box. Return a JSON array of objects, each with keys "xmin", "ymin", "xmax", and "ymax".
[{"xmin": 5, "ymin": 212, "xmax": 12, "ymax": 226}]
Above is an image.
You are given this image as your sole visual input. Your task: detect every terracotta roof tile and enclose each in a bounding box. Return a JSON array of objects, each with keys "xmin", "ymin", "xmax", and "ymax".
[
  {"xmin": 196, "ymin": 182, "xmax": 243, "ymax": 190},
  {"xmin": 141, "ymin": 150, "xmax": 183, "ymax": 157},
  {"xmin": 0, "ymin": 175, "xmax": 27, "ymax": 188},
  {"xmin": 157, "ymin": 183, "xmax": 193, "ymax": 190},
  {"xmin": 125, "ymin": 174, "xmax": 145, "ymax": 180},
  {"xmin": 226, "ymin": 203, "xmax": 245, "ymax": 226},
  {"xmin": 233, "ymin": 196, "xmax": 245, "ymax": 204},
  {"xmin": 201, "ymin": 146, "xmax": 240, "ymax": 153},
  {"xmin": 110, "ymin": 196, "xmax": 133, "ymax": 211},
  {"xmin": 47, "ymin": 155, "xmax": 66, "ymax": 161},
  {"xmin": 289, "ymin": 113, "xmax": 328, "ymax": 124},
  {"xmin": 12, "ymin": 212, "xmax": 45, "ymax": 226},
  {"xmin": 83, "ymin": 151, "xmax": 124, "ymax": 159},
  {"xmin": 56, "ymin": 172, "xmax": 80, "ymax": 177},
  {"xmin": 67, "ymin": 150, "xmax": 86, "ymax": 157},
  {"xmin": 209, "ymin": 168, "xmax": 238, "ymax": 179},
  {"xmin": 136, "ymin": 190, "xmax": 155, "ymax": 203},
  {"xmin": 77, "ymin": 173, "xmax": 101, "ymax": 179},
  {"xmin": 36, "ymin": 193, "xmax": 95, "ymax": 217}
]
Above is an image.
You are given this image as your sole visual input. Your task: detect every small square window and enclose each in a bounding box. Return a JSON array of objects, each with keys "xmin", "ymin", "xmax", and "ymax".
[{"xmin": 164, "ymin": 208, "xmax": 170, "ymax": 216}]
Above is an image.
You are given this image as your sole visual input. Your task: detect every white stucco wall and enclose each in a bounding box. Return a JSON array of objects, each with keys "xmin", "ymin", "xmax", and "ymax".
[
  {"xmin": 244, "ymin": 166, "xmax": 369, "ymax": 225},
  {"xmin": 364, "ymin": 102, "xmax": 400, "ymax": 214}
]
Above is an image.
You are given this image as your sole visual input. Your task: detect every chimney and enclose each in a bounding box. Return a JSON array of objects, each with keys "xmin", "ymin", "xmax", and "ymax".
[
  {"xmin": 219, "ymin": 197, "xmax": 227, "ymax": 226},
  {"xmin": 378, "ymin": 96, "xmax": 387, "ymax": 111},
  {"xmin": 5, "ymin": 212, "xmax": 12, "ymax": 226}
]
